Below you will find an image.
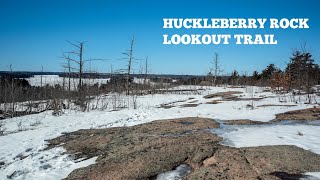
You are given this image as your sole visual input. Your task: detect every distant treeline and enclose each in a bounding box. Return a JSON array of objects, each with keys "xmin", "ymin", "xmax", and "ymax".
[{"xmin": 0, "ymin": 71, "xmax": 210, "ymax": 79}]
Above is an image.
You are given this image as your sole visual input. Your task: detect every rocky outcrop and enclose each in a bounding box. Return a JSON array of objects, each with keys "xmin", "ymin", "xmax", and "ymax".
[
  {"xmin": 273, "ymin": 107, "xmax": 320, "ymax": 121},
  {"xmin": 223, "ymin": 119, "xmax": 269, "ymax": 125},
  {"xmin": 47, "ymin": 117, "xmax": 221, "ymax": 179},
  {"xmin": 47, "ymin": 117, "xmax": 320, "ymax": 180},
  {"xmin": 188, "ymin": 145, "xmax": 320, "ymax": 179},
  {"xmin": 203, "ymin": 91, "xmax": 242, "ymax": 99},
  {"xmin": 203, "ymin": 91, "xmax": 264, "ymax": 102}
]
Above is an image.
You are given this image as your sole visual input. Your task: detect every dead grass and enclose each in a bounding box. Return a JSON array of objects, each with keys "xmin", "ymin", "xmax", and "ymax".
[
  {"xmin": 258, "ymin": 104, "xmax": 297, "ymax": 108},
  {"xmin": 273, "ymin": 107, "xmax": 320, "ymax": 121},
  {"xmin": 180, "ymin": 103, "xmax": 199, "ymax": 107},
  {"xmin": 206, "ymin": 100, "xmax": 222, "ymax": 104},
  {"xmin": 203, "ymin": 91, "xmax": 243, "ymax": 99},
  {"xmin": 223, "ymin": 119, "xmax": 269, "ymax": 125},
  {"xmin": 297, "ymin": 131, "xmax": 304, "ymax": 136}
]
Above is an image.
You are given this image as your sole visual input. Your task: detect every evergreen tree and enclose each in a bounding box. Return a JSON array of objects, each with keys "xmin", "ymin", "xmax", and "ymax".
[
  {"xmin": 252, "ymin": 70, "xmax": 261, "ymax": 81},
  {"xmin": 261, "ymin": 64, "xmax": 280, "ymax": 80},
  {"xmin": 285, "ymin": 50, "xmax": 319, "ymax": 93},
  {"xmin": 229, "ymin": 70, "xmax": 239, "ymax": 85}
]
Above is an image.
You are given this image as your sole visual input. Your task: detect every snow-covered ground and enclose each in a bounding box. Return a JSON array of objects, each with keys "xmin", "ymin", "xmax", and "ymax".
[
  {"xmin": 0, "ymin": 85, "xmax": 319, "ymax": 179},
  {"xmin": 24, "ymin": 75, "xmax": 110, "ymax": 90},
  {"xmin": 25, "ymin": 75, "xmax": 172, "ymax": 91},
  {"xmin": 25, "ymin": 75, "xmax": 167, "ymax": 90},
  {"xmin": 132, "ymin": 77, "xmax": 171, "ymax": 87},
  {"xmin": 156, "ymin": 164, "xmax": 191, "ymax": 180},
  {"xmin": 220, "ymin": 122, "xmax": 320, "ymax": 154},
  {"xmin": 219, "ymin": 121, "xmax": 320, "ymax": 179}
]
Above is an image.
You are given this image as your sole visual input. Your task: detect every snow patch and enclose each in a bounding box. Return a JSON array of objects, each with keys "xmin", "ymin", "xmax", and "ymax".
[{"xmin": 156, "ymin": 164, "xmax": 191, "ymax": 180}]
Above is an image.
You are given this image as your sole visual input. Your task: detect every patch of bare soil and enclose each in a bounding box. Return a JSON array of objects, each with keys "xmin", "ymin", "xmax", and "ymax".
[
  {"xmin": 158, "ymin": 99, "xmax": 190, "ymax": 109},
  {"xmin": 180, "ymin": 103, "xmax": 199, "ymax": 107},
  {"xmin": 203, "ymin": 91, "xmax": 243, "ymax": 99},
  {"xmin": 273, "ymin": 107, "xmax": 320, "ymax": 122},
  {"xmin": 218, "ymin": 97, "xmax": 265, "ymax": 102},
  {"xmin": 223, "ymin": 119, "xmax": 269, "ymax": 125},
  {"xmin": 258, "ymin": 104, "xmax": 297, "ymax": 108},
  {"xmin": 218, "ymin": 94, "xmax": 239, "ymax": 101},
  {"xmin": 154, "ymin": 89, "xmax": 204, "ymax": 94},
  {"xmin": 229, "ymin": 86, "xmax": 245, "ymax": 88},
  {"xmin": 206, "ymin": 100, "xmax": 222, "ymax": 104},
  {"xmin": 47, "ymin": 117, "xmax": 320, "ymax": 180},
  {"xmin": 235, "ymin": 97, "xmax": 265, "ymax": 101},
  {"xmin": 159, "ymin": 104, "xmax": 175, "ymax": 109},
  {"xmin": 203, "ymin": 91, "xmax": 264, "ymax": 102}
]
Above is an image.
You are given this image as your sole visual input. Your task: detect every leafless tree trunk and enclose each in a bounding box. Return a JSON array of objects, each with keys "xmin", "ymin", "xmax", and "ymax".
[
  {"xmin": 67, "ymin": 59, "xmax": 71, "ymax": 99},
  {"xmin": 62, "ymin": 58, "xmax": 72, "ymax": 109},
  {"xmin": 40, "ymin": 65, "xmax": 44, "ymax": 87},
  {"xmin": 144, "ymin": 56, "xmax": 148, "ymax": 86},
  {"xmin": 126, "ymin": 37, "xmax": 134, "ymax": 95},
  {"xmin": 64, "ymin": 41, "xmax": 84, "ymax": 94},
  {"xmin": 63, "ymin": 41, "xmax": 86, "ymax": 110},
  {"xmin": 62, "ymin": 41, "xmax": 104, "ymax": 111},
  {"xmin": 79, "ymin": 43, "xmax": 83, "ymax": 94},
  {"xmin": 9, "ymin": 64, "xmax": 15, "ymax": 117},
  {"xmin": 212, "ymin": 52, "xmax": 221, "ymax": 86},
  {"xmin": 121, "ymin": 36, "xmax": 135, "ymax": 95}
]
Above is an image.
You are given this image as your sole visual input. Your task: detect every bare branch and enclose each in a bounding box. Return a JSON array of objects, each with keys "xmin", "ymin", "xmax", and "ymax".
[{"xmin": 66, "ymin": 40, "xmax": 81, "ymax": 49}]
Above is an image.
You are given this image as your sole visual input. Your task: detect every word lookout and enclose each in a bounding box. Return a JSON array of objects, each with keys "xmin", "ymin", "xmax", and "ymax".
[{"xmin": 162, "ymin": 18, "xmax": 309, "ymax": 45}]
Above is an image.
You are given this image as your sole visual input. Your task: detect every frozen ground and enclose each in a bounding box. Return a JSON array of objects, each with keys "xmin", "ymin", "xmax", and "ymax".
[
  {"xmin": 156, "ymin": 164, "xmax": 191, "ymax": 180},
  {"xmin": 219, "ymin": 122, "xmax": 320, "ymax": 179},
  {"xmin": 24, "ymin": 75, "xmax": 110, "ymax": 90},
  {"xmin": 0, "ymin": 85, "xmax": 319, "ymax": 179},
  {"xmin": 24, "ymin": 75, "xmax": 167, "ymax": 90}
]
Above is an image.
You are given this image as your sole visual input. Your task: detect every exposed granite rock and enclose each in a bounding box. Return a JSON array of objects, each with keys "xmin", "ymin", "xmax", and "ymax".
[
  {"xmin": 203, "ymin": 91, "xmax": 242, "ymax": 99},
  {"xmin": 187, "ymin": 145, "xmax": 320, "ymax": 180},
  {"xmin": 223, "ymin": 119, "xmax": 269, "ymax": 125},
  {"xmin": 47, "ymin": 117, "xmax": 221, "ymax": 179},
  {"xmin": 47, "ymin": 117, "xmax": 320, "ymax": 180},
  {"xmin": 273, "ymin": 107, "xmax": 320, "ymax": 122}
]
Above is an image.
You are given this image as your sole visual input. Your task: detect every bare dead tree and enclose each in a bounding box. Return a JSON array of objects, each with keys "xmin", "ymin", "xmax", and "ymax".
[
  {"xmin": 212, "ymin": 52, "xmax": 221, "ymax": 86},
  {"xmin": 144, "ymin": 56, "xmax": 149, "ymax": 86},
  {"xmin": 62, "ymin": 41, "xmax": 86, "ymax": 109},
  {"xmin": 62, "ymin": 69, "xmax": 66, "ymax": 90},
  {"xmin": 62, "ymin": 40, "xmax": 106, "ymax": 111},
  {"xmin": 127, "ymin": 36, "xmax": 134, "ymax": 95},
  {"xmin": 122, "ymin": 36, "xmax": 135, "ymax": 95},
  {"xmin": 40, "ymin": 65, "xmax": 44, "ymax": 101},
  {"xmin": 62, "ymin": 57, "xmax": 73, "ymax": 109},
  {"xmin": 9, "ymin": 64, "xmax": 15, "ymax": 116},
  {"xmin": 40, "ymin": 65, "xmax": 44, "ymax": 87}
]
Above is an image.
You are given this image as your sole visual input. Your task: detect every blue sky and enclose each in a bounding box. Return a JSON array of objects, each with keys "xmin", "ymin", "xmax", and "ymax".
[{"xmin": 0, "ymin": 0, "xmax": 319, "ymax": 75}]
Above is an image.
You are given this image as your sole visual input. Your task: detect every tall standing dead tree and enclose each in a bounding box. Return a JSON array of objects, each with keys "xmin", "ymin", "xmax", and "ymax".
[
  {"xmin": 122, "ymin": 36, "xmax": 135, "ymax": 95},
  {"xmin": 144, "ymin": 56, "xmax": 149, "ymax": 86},
  {"xmin": 63, "ymin": 41, "xmax": 85, "ymax": 101},
  {"xmin": 62, "ymin": 40, "xmax": 105, "ymax": 111},
  {"xmin": 9, "ymin": 64, "xmax": 15, "ymax": 116},
  {"xmin": 211, "ymin": 52, "xmax": 221, "ymax": 86},
  {"xmin": 62, "ymin": 56, "xmax": 73, "ymax": 109}
]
